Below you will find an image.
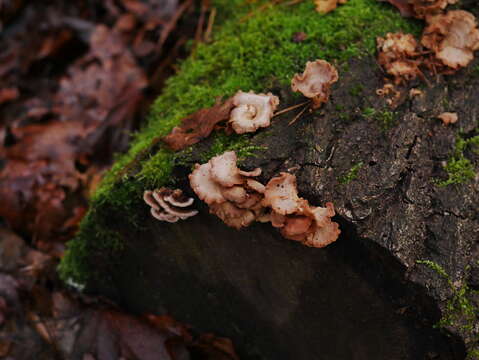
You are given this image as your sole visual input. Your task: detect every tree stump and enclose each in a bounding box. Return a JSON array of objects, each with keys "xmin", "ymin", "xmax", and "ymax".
[{"xmin": 60, "ymin": 1, "xmax": 479, "ymax": 358}]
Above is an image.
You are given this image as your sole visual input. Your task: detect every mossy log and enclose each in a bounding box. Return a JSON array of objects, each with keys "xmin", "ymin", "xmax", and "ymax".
[{"xmin": 60, "ymin": 0, "xmax": 479, "ymax": 358}]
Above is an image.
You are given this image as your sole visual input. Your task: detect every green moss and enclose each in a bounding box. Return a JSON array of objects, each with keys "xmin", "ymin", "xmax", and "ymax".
[
  {"xmin": 437, "ymin": 135, "xmax": 479, "ymax": 187},
  {"xmin": 468, "ymin": 349, "xmax": 479, "ymax": 360},
  {"xmin": 472, "ymin": 65, "xmax": 479, "ymax": 78},
  {"xmin": 60, "ymin": 0, "xmax": 418, "ymax": 286},
  {"xmin": 362, "ymin": 107, "xmax": 396, "ymax": 130},
  {"xmin": 200, "ymin": 133, "xmax": 265, "ymax": 163},
  {"xmin": 416, "ymin": 260, "xmax": 479, "ymax": 356},
  {"xmin": 349, "ymin": 84, "xmax": 364, "ymax": 97},
  {"xmin": 338, "ymin": 161, "xmax": 363, "ymax": 184}
]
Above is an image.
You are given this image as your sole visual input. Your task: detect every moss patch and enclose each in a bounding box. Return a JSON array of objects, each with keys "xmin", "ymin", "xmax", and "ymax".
[
  {"xmin": 338, "ymin": 161, "xmax": 364, "ymax": 184},
  {"xmin": 60, "ymin": 0, "xmax": 419, "ymax": 286},
  {"xmin": 362, "ymin": 106, "xmax": 397, "ymax": 131},
  {"xmin": 437, "ymin": 135, "xmax": 479, "ymax": 187},
  {"xmin": 417, "ymin": 260, "xmax": 479, "ymax": 358}
]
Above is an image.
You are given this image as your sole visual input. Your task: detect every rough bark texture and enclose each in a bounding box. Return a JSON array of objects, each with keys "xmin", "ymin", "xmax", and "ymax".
[{"xmin": 86, "ymin": 55, "xmax": 479, "ymax": 360}]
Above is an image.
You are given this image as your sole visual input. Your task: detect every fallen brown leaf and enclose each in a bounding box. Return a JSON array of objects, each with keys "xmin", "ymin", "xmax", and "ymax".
[
  {"xmin": 163, "ymin": 97, "xmax": 235, "ymax": 151},
  {"xmin": 378, "ymin": 0, "xmax": 414, "ymax": 17}
]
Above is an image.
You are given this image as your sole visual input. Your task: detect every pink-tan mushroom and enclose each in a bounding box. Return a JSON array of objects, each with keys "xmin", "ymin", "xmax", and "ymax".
[
  {"xmin": 229, "ymin": 91, "xmax": 279, "ymax": 134},
  {"xmin": 437, "ymin": 112, "xmax": 458, "ymax": 125},
  {"xmin": 188, "ymin": 153, "xmax": 341, "ymax": 247},
  {"xmin": 262, "ymin": 173, "xmax": 341, "ymax": 248},
  {"xmin": 421, "ymin": 10, "xmax": 479, "ymax": 70},
  {"xmin": 143, "ymin": 188, "xmax": 198, "ymax": 223},
  {"xmin": 377, "ymin": 32, "xmax": 423, "ymax": 85},
  {"xmin": 291, "ymin": 60, "xmax": 338, "ymax": 109},
  {"xmin": 189, "ymin": 151, "xmax": 266, "ymax": 229}
]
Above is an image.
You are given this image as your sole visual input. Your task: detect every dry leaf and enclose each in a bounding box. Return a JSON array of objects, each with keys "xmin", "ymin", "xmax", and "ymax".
[{"xmin": 163, "ymin": 98, "xmax": 235, "ymax": 151}]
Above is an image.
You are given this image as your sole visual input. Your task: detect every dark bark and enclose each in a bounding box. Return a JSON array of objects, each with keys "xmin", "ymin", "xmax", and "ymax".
[{"xmin": 89, "ymin": 56, "xmax": 479, "ymax": 359}]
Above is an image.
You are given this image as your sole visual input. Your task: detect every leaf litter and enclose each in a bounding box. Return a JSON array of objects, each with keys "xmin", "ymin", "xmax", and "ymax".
[{"xmin": 0, "ymin": 0, "xmax": 240, "ymax": 358}]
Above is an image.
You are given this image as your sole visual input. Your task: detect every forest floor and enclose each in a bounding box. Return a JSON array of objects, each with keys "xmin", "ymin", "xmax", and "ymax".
[{"xmin": 0, "ymin": 0, "xmax": 239, "ymax": 358}]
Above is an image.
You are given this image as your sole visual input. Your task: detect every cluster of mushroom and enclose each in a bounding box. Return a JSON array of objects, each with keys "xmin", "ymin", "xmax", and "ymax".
[
  {"xmin": 149, "ymin": 57, "xmax": 341, "ymax": 248},
  {"xmin": 422, "ymin": 10, "xmax": 479, "ymax": 70},
  {"xmin": 143, "ymin": 188, "xmax": 198, "ymax": 223},
  {"xmin": 187, "ymin": 152, "xmax": 340, "ymax": 248},
  {"xmin": 188, "ymin": 151, "xmax": 266, "ymax": 230},
  {"xmin": 377, "ymin": 32, "xmax": 422, "ymax": 85},
  {"xmin": 377, "ymin": 5, "xmax": 479, "ymax": 85},
  {"xmin": 262, "ymin": 173, "xmax": 340, "ymax": 248}
]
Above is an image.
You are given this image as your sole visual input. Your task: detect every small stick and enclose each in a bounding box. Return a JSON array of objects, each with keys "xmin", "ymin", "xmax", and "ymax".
[
  {"xmin": 204, "ymin": 7, "xmax": 216, "ymax": 42},
  {"xmin": 282, "ymin": 0, "xmax": 304, "ymax": 5},
  {"xmin": 288, "ymin": 103, "xmax": 310, "ymax": 125},
  {"xmin": 273, "ymin": 100, "xmax": 310, "ymax": 117}
]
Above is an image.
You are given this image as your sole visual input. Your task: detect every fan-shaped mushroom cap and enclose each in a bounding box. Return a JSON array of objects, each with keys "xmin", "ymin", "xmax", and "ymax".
[
  {"xmin": 208, "ymin": 151, "xmax": 262, "ymax": 188},
  {"xmin": 261, "ymin": 172, "xmax": 303, "ymax": 215},
  {"xmin": 377, "ymin": 32, "xmax": 418, "ymax": 58},
  {"xmin": 210, "ymin": 151, "xmax": 244, "ymax": 187},
  {"xmin": 236, "ymin": 193, "xmax": 263, "ymax": 211},
  {"xmin": 304, "ymin": 221, "xmax": 341, "ymax": 248},
  {"xmin": 189, "ymin": 162, "xmax": 226, "ymax": 205},
  {"xmin": 144, "ymin": 188, "xmax": 198, "ymax": 223},
  {"xmin": 437, "ymin": 112, "xmax": 458, "ymax": 125},
  {"xmin": 311, "ymin": 202, "xmax": 336, "ymax": 227},
  {"xmin": 163, "ymin": 189, "xmax": 194, "ymax": 207},
  {"xmin": 144, "ymin": 190, "xmax": 160, "ymax": 210},
  {"xmin": 221, "ymin": 186, "xmax": 248, "ymax": 203},
  {"xmin": 269, "ymin": 211, "xmax": 286, "ymax": 228},
  {"xmin": 189, "ymin": 150, "xmax": 266, "ymax": 229},
  {"xmin": 229, "ymin": 91, "xmax": 279, "ymax": 134},
  {"xmin": 245, "ymin": 179, "xmax": 266, "ymax": 193},
  {"xmin": 151, "ymin": 209, "xmax": 179, "ymax": 223},
  {"xmin": 291, "ymin": 60, "xmax": 339, "ymax": 109},
  {"xmin": 422, "ymin": 10, "xmax": 479, "ymax": 69},
  {"xmin": 377, "ymin": 33, "xmax": 422, "ymax": 84},
  {"xmin": 281, "ymin": 216, "xmax": 313, "ymax": 238},
  {"xmin": 210, "ymin": 202, "xmax": 256, "ymax": 230}
]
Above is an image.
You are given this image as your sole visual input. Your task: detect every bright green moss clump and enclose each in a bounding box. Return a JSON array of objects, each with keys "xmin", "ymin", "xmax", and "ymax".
[
  {"xmin": 338, "ymin": 161, "xmax": 363, "ymax": 184},
  {"xmin": 60, "ymin": 0, "xmax": 419, "ymax": 286},
  {"xmin": 437, "ymin": 135, "xmax": 479, "ymax": 187},
  {"xmin": 417, "ymin": 260, "xmax": 479, "ymax": 358}
]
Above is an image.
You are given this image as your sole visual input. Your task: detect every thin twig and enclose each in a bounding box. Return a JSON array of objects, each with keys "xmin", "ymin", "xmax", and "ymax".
[
  {"xmin": 273, "ymin": 100, "xmax": 310, "ymax": 117},
  {"xmin": 282, "ymin": 0, "xmax": 304, "ymax": 5},
  {"xmin": 158, "ymin": 0, "xmax": 193, "ymax": 50},
  {"xmin": 288, "ymin": 103, "xmax": 309, "ymax": 125},
  {"xmin": 194, "ymin": 0, "xmax": 209, "ymax": 44},
  {"xmin": 204, "ymin": 7, "xmax": 216, "ymax": 42}
]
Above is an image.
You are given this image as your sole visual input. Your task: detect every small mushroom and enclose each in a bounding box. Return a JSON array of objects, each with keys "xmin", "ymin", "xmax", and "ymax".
[
  {"xmin": 422, "ymin": 10, "xmax": 479, "ymax": 69},
  {"xmin": 229, "ymin": 91, "xmax": 279, "ymax": 134},
  {"xmin": 189, "ymin": 162, "xmax": 226, "ymax": 205},
  {"xmin": 261, "ymin": 172, "xmax": 303, "ymax": 215},
  {"xmin": 437, "ymin": 112, "xmax": 458, "ymax": 125},
  {"xmin": 291, "ymin": 60, "xmax": 338, "ymax": 109},
  {"xmin": 377, "ymin": 32, "xmax": 422, "ymax": 84},
  {"xmin": 143, "ymin": 188, "xmax": 198, "ymax": 223}
]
